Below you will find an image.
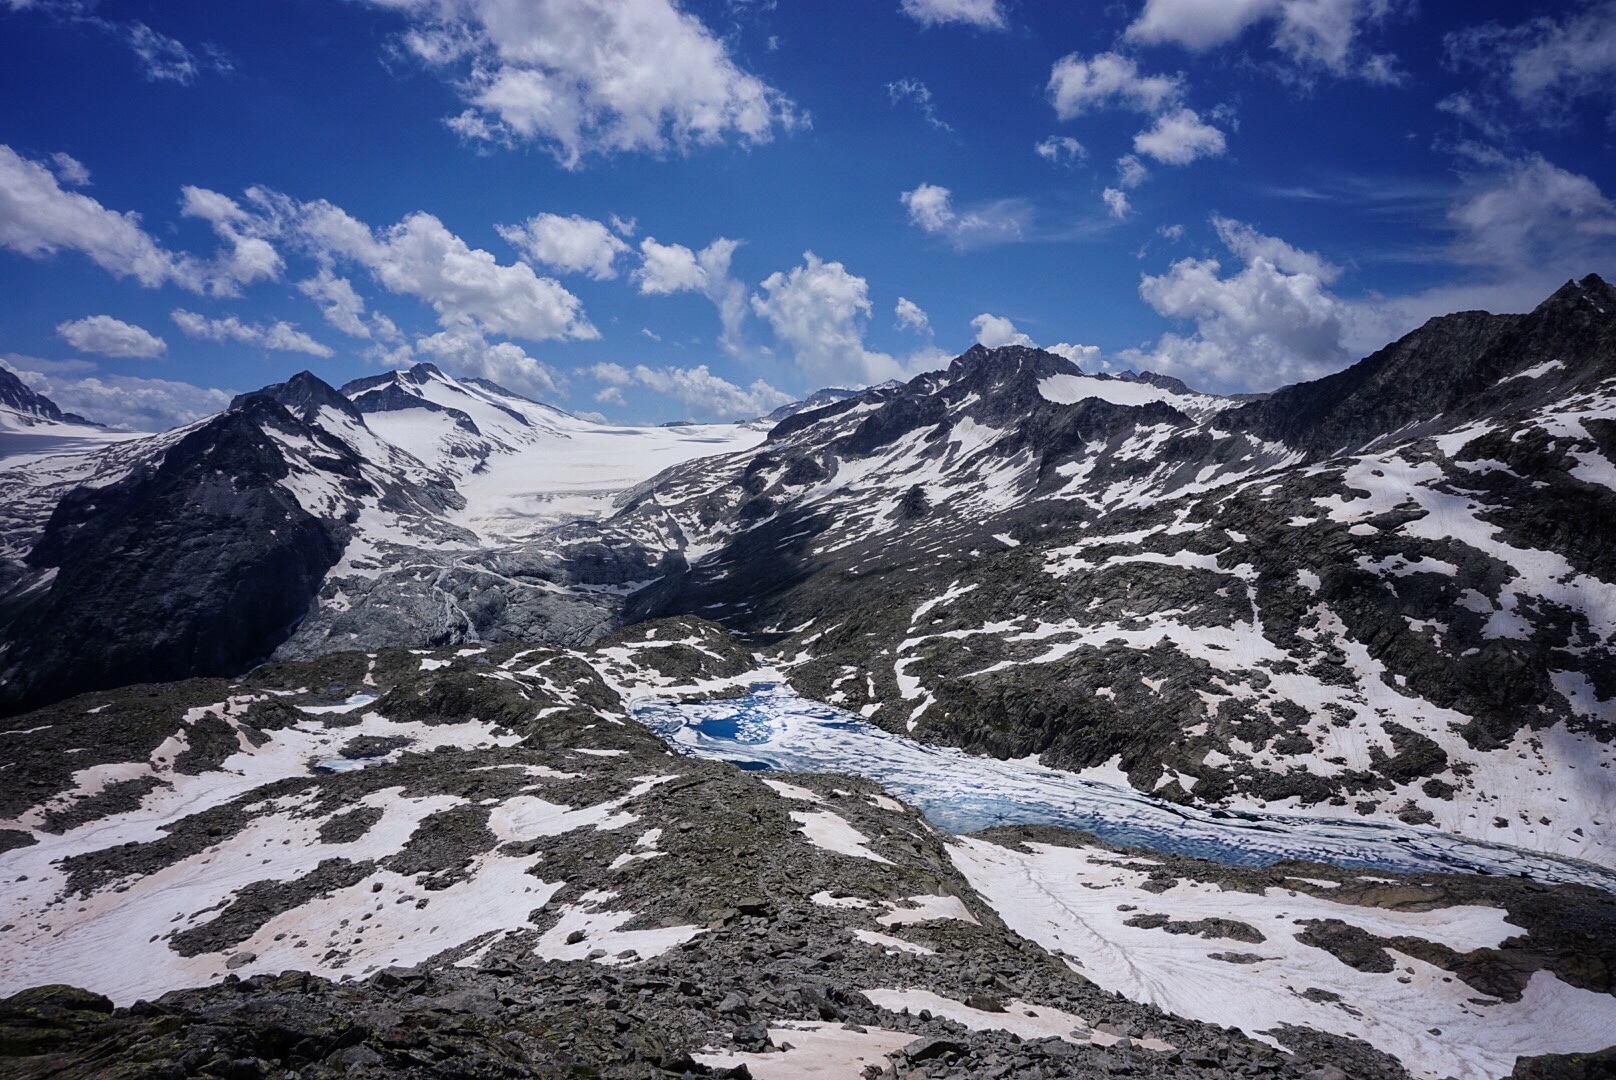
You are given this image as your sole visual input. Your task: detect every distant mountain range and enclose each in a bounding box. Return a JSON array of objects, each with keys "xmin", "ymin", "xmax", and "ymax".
[{"xmin": 1, "ymin": 276, "xmax": 1613, "ymax": 872}]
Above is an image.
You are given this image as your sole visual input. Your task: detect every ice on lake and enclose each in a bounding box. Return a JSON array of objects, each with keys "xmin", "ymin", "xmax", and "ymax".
[{"xmin": 633, "ymin": 684, "xmax": 1615, "ymax": 890}]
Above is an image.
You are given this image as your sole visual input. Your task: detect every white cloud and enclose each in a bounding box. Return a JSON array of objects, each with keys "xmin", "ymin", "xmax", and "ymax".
[
  {"xmin": 1119, "ymin": 218, "xmax": 1350, "ymax": 392},
  {"xmin": 1102, "ymin": 187, "xmax": 1131, "ymax": 218},
  {"xmin": 1449, "ymin": 156, "xmax": 1616, "ymax": 272},
  {"xmin": 50, "ymin": 152, "xmax": 90, "ymax": 186},
  {"xmin": 895, "ymin": 296, "xmax": 931, "ymax": 333},
  {"xmin": 1047, "ymin": 52, "xmax": 1182, "ymax": 119},
  {"xmin": 55, "ymin": 314, "xmax": 166, "ymax": 358},
  {"xmin": 1214, "ymin": 215, "xmax": 1341, "ymax": 280},
  {"xmin": 1133, "ymin": 107, "xmax": 1227, "ymax": 165},
  {"xmin": 2, "ymin": 358, "xmax": 231, "ymax": 432},
  {"xmin": 1467, "ymin": 2, "xmax": 1616, "ymax": 111},
  {"xmin": 1034, "ymin": 135, "xmax": 1085, "ymax": 165},
  {"xmin": 585, "ymin": 361, "xmax": 791, "ymax": 419},
  {"xmin": 179, "ymin": 185, "xmax": 284, "ymax": 295},
  {"xmin": 898, "ymin": 0, "xmax": 1006, "ymax": 30},
  {"xmin": 888, "ymin": 79, "xmax": 952, "ymax": 132},
  {"xmin": 362, "ymin": 0, "xmax": 800, "ymax": 169},
  {"xmin": 171, "ymin": 309, "xmax": 334, "ymax": 358},
  {"xmin": 414, "ymin": 328, "xmax": 563, "ymax": 400},
  {"xmin": 297, "ymin": 267, "xmax": 400, "ymax": 341},
  {"xmin": 7, "ymin": 4, "xmax": 227, "ymax": 86},
  {"xmin": 609, "ymin": 214, "xmax": 637, "ymax": 237},
  {"xmin": 1126, "ymin": 0, "xmax": 1402, "ymax": 77},
  {"xmin": 900, "ymin": 182, "xmax": 1026, "ymax": 249},
  {"xmin": 633, "ymin": 236, "xmax": 748, "ymax": 354},
  {"xmin": 124, "ymin": 20, "xmax": 202, "ymax": 83},
  {"xmin": 634, "ymin": 238, "xmax": 708, "ymax": 294},
  {"xmin": 498, "ymin": 212, "xmax": 629, "ymax": 279},
  {"xmin": 1126, "ymin": 0, "xmax": 1281, "ymax": 50},
  {"xmin": 1047, "ymin": 341, "xmax": 1102, "ymax": 366},
  {"xmin": 971, "ymin": 313, "xmax": 1035, "ymax": 348},
  {"xmin": 0, "ymin": 152, "xmax": 279, "ymax": 297},
  {"xmin": 1159, "ymin": 223, "xmax": 1186, "ymax": 241},
  {"xmin": 1117, "ymin": 154, "xmax": 1150, "ymax": 189},
  {"xmin": 1339, "ymin": 156, "xmax": 1616, "ymax": 347},
  {"xmin": 751, "ymin": 251, "xmax": 905, "ymax": 385},
  {"xmin": 0, "ymin": 144, "xmax": 195, "ymax": 290},
  {"xmin": 292, "ymin": 200, "xmax": 597, "ymax": 342}
]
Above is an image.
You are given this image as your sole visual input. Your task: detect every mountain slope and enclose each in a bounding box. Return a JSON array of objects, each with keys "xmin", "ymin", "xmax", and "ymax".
[
  {"xmin": 609, "ymin": 277, "xmax": 1616, "ymax": 868},
  {"xmin": 0, "ymin": 280, "xmax": 1611, "ymax": 873}
]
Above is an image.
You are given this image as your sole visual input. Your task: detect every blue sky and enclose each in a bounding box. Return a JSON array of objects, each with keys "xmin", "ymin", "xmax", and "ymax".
[{"xmin": 2, "ymin": 0, "xmax": 1615, "ymax": 428}]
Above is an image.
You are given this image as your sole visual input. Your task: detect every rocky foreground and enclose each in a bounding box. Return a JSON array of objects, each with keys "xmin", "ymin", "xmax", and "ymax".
[{"xmin": 2, "ymin": 620, "xmax": 1613, "ymax": 1080}]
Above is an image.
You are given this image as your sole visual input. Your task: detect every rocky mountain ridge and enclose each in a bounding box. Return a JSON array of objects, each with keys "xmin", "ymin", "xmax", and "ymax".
[
  {"xmin": 3, "ymin": 276, "xmax": 1616, "ymax": 1079},
  {"xmin": 0, "ymin": 277, "xmax": 1612, "ymax": 865},
  {"xmin": 2, "ymin": 623, "xmax": 1613, "ymax": 1079}
]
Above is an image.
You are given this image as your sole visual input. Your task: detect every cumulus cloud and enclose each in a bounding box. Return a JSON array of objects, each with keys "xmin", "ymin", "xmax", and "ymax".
[
  {"xmin": 179, "ymin": 185, "xmax": 284, "ymax": 295},
  {"xmin": 1046, "ymin": 53, "xmax": 1227, "ymax": 171},
  {"xmin": 296, "ymin": 267, "xmax": 400, "ymax": 342},
  {"xmin": 1102, "ymin": 188, "xmax": 1131, "ymax": 218},
  {"xmin": 888, "ymin": 78, "xmax": 952, "ymax": 132},
  {"xmin": 55, "ymin": 314, "xmax": 166, "ymax": 359},
  {"xmin": 1126, "ymin": 0, "xmax": 1403, "ymax": 78},
  {"xmin": 1034, "ymin": 135, "xmax": 1085, "ymax": 165},
  {"xmin": 1133, "ymin": 107, "xmax": 1227, "ymax": 164},
  {"xmin": 968, "ymin": 315, "xmax": 1100, "ymax": 367},
  {"xmin": 586, "ymin": 361, "xmax": 790, "ymax": 419},
  {"xmin": 498, "ymin": 213, "xmax": 629, "ymax": 279},
  {"xmin": 290, "ymin": 199, "xmax": 597, "ymax": 342},
  {"xmin": 1046, "ymin": 341, "xmax": 1102, "ymax": 366},
  {"xmin": 898, "ymin": 0, "xmax": 1006, "ymax": 30},
  {"xmin": 895, "ymin": 297, "xmax": 931, "ymax": 333},
  {"xmin": 632, "ymin": 236, "xmax": 748, "ymax": 354},
  {"xmin": 970, "ymin": 313, "xmax": 1035, "ymax": 348},
  {"xmin": 1047, "ymin": 52, "xmax": 1182, "ymax": 119},
  {"xmin": 900, "ymin": 183, "xmax": 1027, "ymax": 249},
  {"xmin": 751, "ymin": 251, "xmax": 906, "ymax": 385},
  {"xmin": 0, "ymin": 149, "xmax": 284, "ymax": 297},
  {"xmin": 2, "ymin": 357, "xmax": 231, "ymax": 432},
  {"xmin": 359, "ymin": 0, "xmax": 800, "ymax": 168},
  {"xmin": 1118, "ymin": 217, "xmax": 1350, "ymax": 392},
  {"xmin": 414, "ymin": 329, "xmax": 563, "ymax": 400},
  {"xmin": 0, "ymin": 144, "xmax": 193, "ymax": 290},
  {"xmin": 171, "ymin": 309, "xmax": 334, "ymax": 358}
]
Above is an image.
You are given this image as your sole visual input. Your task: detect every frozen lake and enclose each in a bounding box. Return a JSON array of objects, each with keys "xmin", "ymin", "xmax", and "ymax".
[{"xmin": 633, "ymin": 684, "xmax": 1616, "ymax": 890}]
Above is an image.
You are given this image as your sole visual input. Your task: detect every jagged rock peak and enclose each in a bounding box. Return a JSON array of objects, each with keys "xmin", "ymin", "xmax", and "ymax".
[
  {"xmin": 946, "ymin": 343, "xmax": 1080, "ymax": 381},
  {"xmin": 0, "ymin": 365, "xmax": 99, "ymax": 426},
  {"xmin": 337, "ymin": 362, "xmax": 446, "ymax": 398},
  {"xmin": 1535, "ymin": 272, "xmax": 1616, "ymax": 315},
  {"xmin": 230, "ymin": 371, "xmax": 365, "ymax": 426}
]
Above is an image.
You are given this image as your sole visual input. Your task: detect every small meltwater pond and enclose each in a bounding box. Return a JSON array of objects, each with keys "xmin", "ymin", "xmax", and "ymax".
[{"xmin": 633, "ymin": 685, "xmax": 1616, "ymax": 890}]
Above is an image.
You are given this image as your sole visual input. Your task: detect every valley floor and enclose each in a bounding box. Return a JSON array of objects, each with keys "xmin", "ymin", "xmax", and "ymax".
[{"xmin": 2, "ymin": 624, "xmax": 1613, "ymax": 1080}]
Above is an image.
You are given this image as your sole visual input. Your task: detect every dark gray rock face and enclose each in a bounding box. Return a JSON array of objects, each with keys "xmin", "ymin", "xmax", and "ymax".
[
  {"xmin": 1221, "ymin": 274, "xmax": 1616, "ymax": 457},
  {"xmin": 0, "ymin": 364, "xmax": 98, "ymax": 426},
  {"xmin": 0, "ymin": 634, "xmax": 1609, "ymax": 1079},
  {"xmin": 0, "ymin": 395, "xmax": 353, "ymax": 715}
]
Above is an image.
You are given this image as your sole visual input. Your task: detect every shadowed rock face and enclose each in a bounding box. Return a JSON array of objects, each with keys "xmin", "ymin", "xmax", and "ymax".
[
  {"xmin": 0, "ymin": 395, "xmax": 353, "ymax": 715},
  {"xmin": 1220, "ymin": 274, "xmax": 1616, "ymax": 457},
  {"xmin": 0, "ymin": 364, "xmax": 98, "ymax": 426}
]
